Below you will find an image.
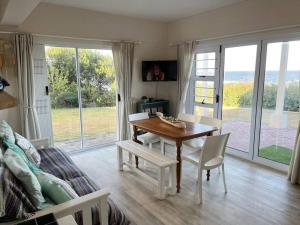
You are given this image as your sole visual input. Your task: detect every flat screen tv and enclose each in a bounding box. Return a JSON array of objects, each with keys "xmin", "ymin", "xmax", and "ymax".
[{"xmin": 142, "ymin": 60, "xmax": 177, "ymax": 81}]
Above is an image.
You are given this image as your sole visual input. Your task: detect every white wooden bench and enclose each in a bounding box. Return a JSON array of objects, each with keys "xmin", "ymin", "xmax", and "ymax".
[{"xmin": 116, "ymin": 140, "xmax": 177, "ymax": 199}]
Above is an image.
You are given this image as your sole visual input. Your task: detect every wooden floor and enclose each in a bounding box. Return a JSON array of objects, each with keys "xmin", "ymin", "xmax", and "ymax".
[{"xmin": 71, "ymin": 145, "xmax": 300, "ymax": 225}]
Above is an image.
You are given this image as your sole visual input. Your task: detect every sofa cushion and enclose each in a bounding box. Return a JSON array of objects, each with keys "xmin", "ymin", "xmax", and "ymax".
[
  {"xmin": 3, "ymin": 148, "xmax": 45, "ymax": 209},
  {"xmin": 39, "ymin": 147, "xmax": 84, "ymax": 180},
  {"xmin": 0, "ymin": 164, "xmax": 37, "ymax": 221},
  {"xmin": 39, "ymin": 147, "xmax": 131, "ymax": 225},
  {"xmin": 15, "ymin": 132, "xmax": 41, "ymax": 166},
  {"xmin": 35, "ymin": 171, "xmax": 78, "ymax": 204},
  {"xmin": 0, "ymin": 120, "xmax": 15, "ymax": 143}
]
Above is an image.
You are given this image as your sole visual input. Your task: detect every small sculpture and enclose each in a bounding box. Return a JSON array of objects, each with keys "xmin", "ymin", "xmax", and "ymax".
[{"xmin": 0, "ymin": 76, "xmax": 9, "ymax": 91}]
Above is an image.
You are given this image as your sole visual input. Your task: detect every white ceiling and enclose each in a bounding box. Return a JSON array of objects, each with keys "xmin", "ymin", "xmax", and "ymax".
[{"xmin": 42, "ymin": 0, "xmax": 247, "ymax": 21}]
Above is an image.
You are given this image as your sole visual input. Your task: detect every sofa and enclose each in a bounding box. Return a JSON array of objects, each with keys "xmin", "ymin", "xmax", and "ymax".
[{"xmin": 1, "ymin": 137, "xmax": 131, "ymax": 225}]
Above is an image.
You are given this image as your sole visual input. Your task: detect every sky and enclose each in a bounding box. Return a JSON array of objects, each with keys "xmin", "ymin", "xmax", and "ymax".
[{"xmin": 224, "ymin": 40, "xmax": 300, "ymax": 72}]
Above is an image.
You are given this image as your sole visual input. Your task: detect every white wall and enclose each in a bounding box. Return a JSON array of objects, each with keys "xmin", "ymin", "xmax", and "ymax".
[
  {"xmin": 168, "ymin": 0, "xmax": 300, "ymax": 42},
  {"xmin": 0, "ymin": 33, "xmax": 20, "ymax": 132}
]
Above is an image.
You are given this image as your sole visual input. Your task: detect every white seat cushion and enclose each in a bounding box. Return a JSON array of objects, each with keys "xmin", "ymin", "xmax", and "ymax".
[
  {"xmin": 161, "ymin": 137, "xmax": 176, "ymax": 146},
  {"xmin": 182, "ymin": 150, "xmax": 224, "ymax": 169},
  {"xmin": 137, "ymin": 132, "xmax": 160, "ymax": 144},
  {"xmin": 182, "ymin": 138, "xmax": 205, "ymax": 150}
]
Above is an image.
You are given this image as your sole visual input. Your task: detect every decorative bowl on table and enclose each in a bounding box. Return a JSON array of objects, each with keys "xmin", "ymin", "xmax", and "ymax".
[{"xmin": 156, "ymin": 112, "xmax": 186, "ymax": 129}]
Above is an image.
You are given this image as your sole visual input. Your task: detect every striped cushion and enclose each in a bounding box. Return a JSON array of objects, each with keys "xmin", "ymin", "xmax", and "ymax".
[{"xmin": 0, "ymin": 164, "xmax": 37, "ymax": 221}]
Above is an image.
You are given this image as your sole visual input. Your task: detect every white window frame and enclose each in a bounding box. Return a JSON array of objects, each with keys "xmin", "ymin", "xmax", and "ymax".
[
  {"xmin": 188, "ymin": 45, "xmax": 221, "ymax": 119},
  {"xmin": 186, "ymin": 31, "xmax": 300, "ymax": 172}
]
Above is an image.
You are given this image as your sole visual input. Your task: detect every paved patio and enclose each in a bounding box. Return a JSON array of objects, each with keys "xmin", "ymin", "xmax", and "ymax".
[{"xmin": 222, "ymin": 120, "xmax": 297, "ymax": 152}]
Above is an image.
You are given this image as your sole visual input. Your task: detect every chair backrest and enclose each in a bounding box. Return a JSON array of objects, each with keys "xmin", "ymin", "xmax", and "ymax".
[
  {"xmin": 177, "ymin": 113, "xmax": 198, "ymax": 123},
  {"xmin": 128, "ymin": 112, "xmax": 149, "ymax": 122},
  {"xmin": 200, "ymin": 133, "xmax": 230, "ymax": 165},
  {"xmin": 128, "ymin": 113, "xmax": 150, "ymax": 137},
  {"xmin": 199, "ymin": 116, "xmax": 222, "ymax": 129}
]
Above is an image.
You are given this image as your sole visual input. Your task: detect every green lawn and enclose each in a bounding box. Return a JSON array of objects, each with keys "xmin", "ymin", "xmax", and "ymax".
[
  {"xmin": 259, "ymin": 145, "xmax": 293, "ymax": 165},
  {"xmin": 51, "ymin": 107, "xmax": 116, "ymax": 142}
]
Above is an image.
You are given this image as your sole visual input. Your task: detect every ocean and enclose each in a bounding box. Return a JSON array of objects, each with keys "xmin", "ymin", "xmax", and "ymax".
[{"xmin": 224, "ymin": 71, "xmax": 300, "ymax": 83}]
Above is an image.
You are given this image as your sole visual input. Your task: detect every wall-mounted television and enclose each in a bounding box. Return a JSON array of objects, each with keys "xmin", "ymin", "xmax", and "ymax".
[{"xmin": 142, "ymin": 60, "xmax": 177, "ymax": 81}]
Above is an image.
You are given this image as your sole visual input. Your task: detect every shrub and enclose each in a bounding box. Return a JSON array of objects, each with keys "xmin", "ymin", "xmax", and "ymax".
[{"xmin": 238, "ymin": 83, "xmax": 299, "ymax": 112}]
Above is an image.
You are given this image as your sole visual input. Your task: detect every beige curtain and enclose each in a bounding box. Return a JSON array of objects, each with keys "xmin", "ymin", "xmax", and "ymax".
[
  {"xmin": 177, "ymin": 41, "xmax": 196, "ymax": 115},
  {"xmin": 112, "ymin": 42, "xmax": 134, "ymax": 141},
  {"xmin": 288, "ymin": 121, "xmax": 300, "ymax": 184},
  {"xmin": 14, "ymin": 33, "xmax": 41, "ymax": 139}
]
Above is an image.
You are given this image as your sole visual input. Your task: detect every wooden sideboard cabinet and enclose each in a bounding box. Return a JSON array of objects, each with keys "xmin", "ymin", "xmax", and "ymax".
[{"xmin": 137, "ymin": 100, "xmax": 170, "ymax": 117}]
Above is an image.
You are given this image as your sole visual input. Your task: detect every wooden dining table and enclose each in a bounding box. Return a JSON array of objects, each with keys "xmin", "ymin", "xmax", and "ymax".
[{"xmin": 129, "ymin": 117, "xmax": 218, "ymax": 193}]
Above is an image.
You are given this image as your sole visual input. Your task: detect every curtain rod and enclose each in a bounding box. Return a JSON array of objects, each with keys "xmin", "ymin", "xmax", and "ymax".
[
  {"xmin": 169, "ymin": 24, "xmax": 300, "ymax": 46},
  {"xmin": 0, "ymin": 31, "xmax": 141, "ymax": 44}
]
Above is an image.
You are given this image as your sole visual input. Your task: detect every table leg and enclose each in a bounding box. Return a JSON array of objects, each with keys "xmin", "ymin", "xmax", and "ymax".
[
  {"xmin": 176, "ymin": 140, "xmax": 182, "ymax": 193},
  {"xmin": 132, "ymin": 125, "xmax": 139, "ymax": 168},
  {"xmin": 206, "ymin": 131, "xmax": 213, "ymax": 181}
]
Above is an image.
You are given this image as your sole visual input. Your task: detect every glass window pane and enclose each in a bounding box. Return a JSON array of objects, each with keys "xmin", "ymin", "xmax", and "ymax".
[
  {"xmin": 194, "ymin": 106, "xmax": 214, "ymax": 118},
  {"xmin": 196, "ymin": 59, "xmax": 216, "ymax": 69},
  {"xmin": 196, "ymin": 52, "xmax": 215, "ymax": 60},
  {"xmin": 258, "ymin": 41, "xmax": 300, "ymax": 164},
  {"xmin": 222, "ymin": 45, "xmax": 257, "ymax": 153},
  {"xmin": 195, "ymin": 81, "xmax": 214, "ymax": 104},
  {"xmin": 46, "ymin": 47, "xmax": 81, "ymax": 153},
  {"xmin": 195, "ymin": 52, "xmax": 216, "ymax": 77},
  {"xmin": 196, "ymin": 68, "xmax": 215, "ymax": 76},
  {"xmin": 79, "ymin": 49, "xmax": 117, "ymax": 148}
]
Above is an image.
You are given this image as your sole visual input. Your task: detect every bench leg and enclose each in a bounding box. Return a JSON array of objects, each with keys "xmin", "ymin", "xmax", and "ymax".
[
  {"xmin": 168, "ymin": 164, "xmax": 176, "ymax": 195},
  {"xmin": 128, "ymin": 153, "xmax": 133, "ymax": 165},
  {"xmin": 158, "ymin": 168, "xmax": 166, "ymax": 200},
  {"xmin": 117, "ymin": 146, "xmax": 123, "ymax": 171}
]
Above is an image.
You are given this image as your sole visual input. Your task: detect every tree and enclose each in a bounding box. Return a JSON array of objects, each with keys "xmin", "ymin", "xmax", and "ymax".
[{"xmin": 46, "ymin": 47, "xmax": 116, "ymax": 108}]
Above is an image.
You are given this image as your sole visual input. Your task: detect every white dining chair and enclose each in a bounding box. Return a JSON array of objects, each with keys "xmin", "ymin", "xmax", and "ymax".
[
  {"xmin": 160, "ymin": 113, "xmax": 199, "ymax": 154},
  {"xmin": 182, "ymin": 117, "xmax": 222, "ymax": 152},
  {"xmin": 128, "ymin": 112, "xmax": 160, "ymax": 149},
  {"xmin": 182, "ymin": 133, "xmax": 230, "ymax": 204}
]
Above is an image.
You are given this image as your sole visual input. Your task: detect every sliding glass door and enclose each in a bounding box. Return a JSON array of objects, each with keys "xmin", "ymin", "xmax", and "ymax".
[
  {"xmin": 219, "ymin": 43, "xmax": 261, "ymax": 159},
  {"xmin": 189, "ymin": 35, "xmax": 300, "ymax": 170},
  {"xmin": 79, "ymin": 49, "xmax": 117, "ymax": 149},
  {"xmin": 254, "ymin": 39, "xmax": 300, "ymax": 167},
  {"xmin": 46, "ymin": 46, "xmax": 117, "ymax": 152}
]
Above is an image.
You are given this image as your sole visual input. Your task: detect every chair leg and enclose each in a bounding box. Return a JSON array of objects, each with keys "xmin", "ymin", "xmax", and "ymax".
[
  {"xmin": 128, "ymin": 153, "xmax": 132, "ymax": 165},
  {"xmin": 160, "ymin": 140, "xmax": 165, "ymax": 155},
  {"xmin": 117, "ymin": 146, "xmax": 123, "ymax": 171},
  {"xmin": 195, "ymin": 168, "xmax": 203, "ymax": 204},
  {"xmin": 149, "ymin": 142, "xmax": 153, "ymax": 150},
  {"xmin": 222, "ymin": 164, "xmax": 227, "ymax": 193},
  {"xmin": 168, "ymin": 164, "xmax": 176, "ymax": 195},
  {"xmin": 142, "ymin": 143, "xmax": 147, "ymax": 166},
  {"xmin": 158, "ymin": 168, "xmax": 166, "ymax": 199}
]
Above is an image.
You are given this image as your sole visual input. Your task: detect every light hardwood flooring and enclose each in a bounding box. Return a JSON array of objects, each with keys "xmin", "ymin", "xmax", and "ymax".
[{"xmin": 71, "ymin": 145, "xmax": 300, "ymax": 225}]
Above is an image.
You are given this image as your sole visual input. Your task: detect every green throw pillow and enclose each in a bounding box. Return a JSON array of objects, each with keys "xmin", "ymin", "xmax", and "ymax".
[
  {"xmin": 0, "ymin": 162, "xmax": 4, "ymax": 217},
  {"xmin": 3, "ymin": 139, "xmax": 40, "ymax": 173},
  {"xmin": 35, "ymin": 171, "xmax": 78, "ymax": 204},
  {"xmin": 3, "ymin": 148, "xmax": 45, "ymax": 209},
  {"xmin": 15, "ymin": 132, "xmax": 41, "ymax": 166},
  {"xmin": 0, "ymin": 120, "xmax": 15, "ymax": 143}
]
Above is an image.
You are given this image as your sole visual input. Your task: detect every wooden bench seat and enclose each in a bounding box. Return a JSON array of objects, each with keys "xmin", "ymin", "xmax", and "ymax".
[{"xmin": 116, "ymin": 140, "xmax": 177, "ymax": 199}]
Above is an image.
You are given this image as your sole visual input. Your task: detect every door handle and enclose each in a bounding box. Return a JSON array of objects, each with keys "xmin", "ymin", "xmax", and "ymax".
[{"xmin": 45, "ymin": 86, "xmax": 49, "ymax": 96}]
